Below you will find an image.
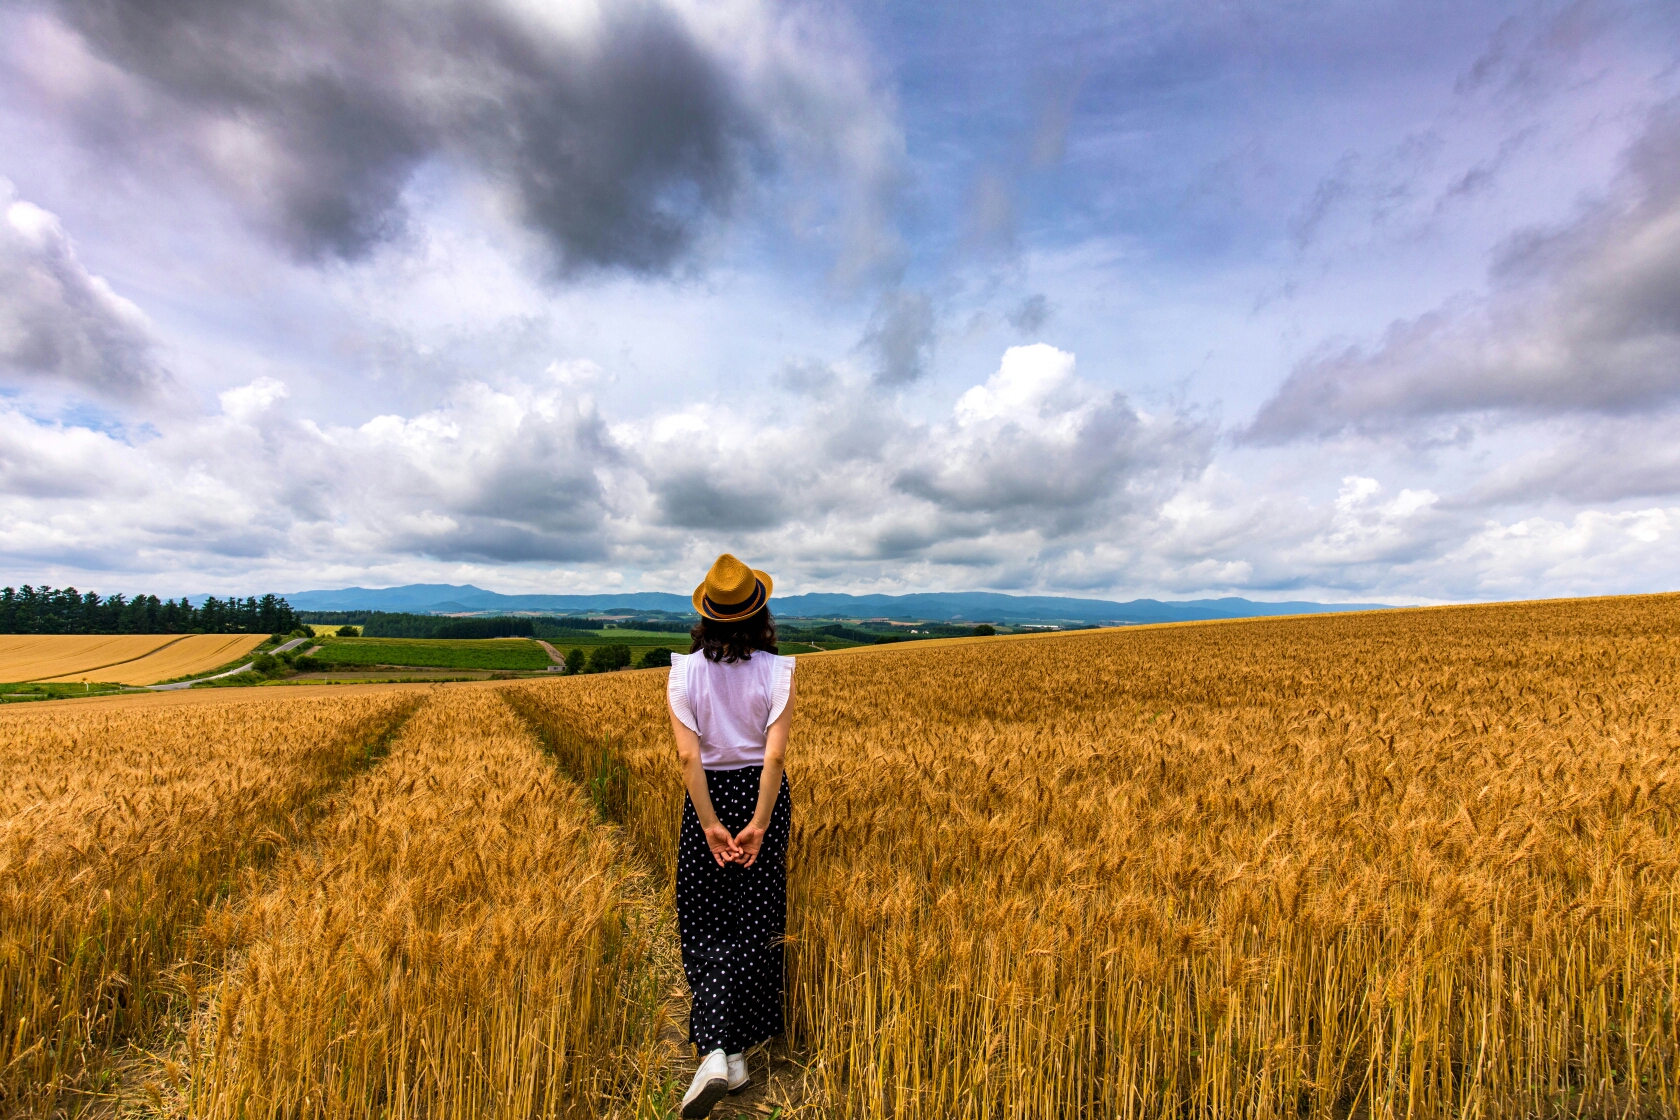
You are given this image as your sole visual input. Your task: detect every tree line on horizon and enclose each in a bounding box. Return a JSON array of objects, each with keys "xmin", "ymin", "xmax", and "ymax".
[{"xmin": 0, "ymin": 585, "xmax": 300, "ymax": 635}]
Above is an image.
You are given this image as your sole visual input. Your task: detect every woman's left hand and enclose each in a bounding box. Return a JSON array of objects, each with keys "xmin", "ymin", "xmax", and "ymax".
[{"xmin": 733, "ymin": 823, "xmax": 766, "ymax": 867}]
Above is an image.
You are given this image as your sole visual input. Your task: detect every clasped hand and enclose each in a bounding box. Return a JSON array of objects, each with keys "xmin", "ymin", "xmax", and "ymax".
[{"xmin": 703, "ymin": 821, "xmax": 766, "ymax": 868}]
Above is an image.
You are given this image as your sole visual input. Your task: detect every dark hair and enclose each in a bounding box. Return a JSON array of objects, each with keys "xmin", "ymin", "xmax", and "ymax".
[{"xmin": 690, "ymin": 608, "xmax": 778, "ymax": 663}]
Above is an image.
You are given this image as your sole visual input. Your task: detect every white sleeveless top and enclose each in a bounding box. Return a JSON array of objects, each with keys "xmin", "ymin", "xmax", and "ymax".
[{"xmin": 668, "ymin": 651, "xmax": 796, "ymax": 770}]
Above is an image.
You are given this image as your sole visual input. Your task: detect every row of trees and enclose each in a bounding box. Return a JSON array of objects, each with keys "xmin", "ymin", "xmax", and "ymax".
[
  {"xmin": 0, "ymin": 586, "xmax": 300, "ymax": 634},
  {"xmin": 556, "ymin": 645, "xmax": 674, "ymax": 674},
  {"xmin": 299, "ymin": 611, "xmax": 559, "ymax": 639}
]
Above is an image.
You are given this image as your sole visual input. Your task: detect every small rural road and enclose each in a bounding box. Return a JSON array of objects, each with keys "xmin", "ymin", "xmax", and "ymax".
[
  {"xmin": 147, "ymin": 636, "xmax": 315, "ymax": 691},
  {"xmin": 535, "ymin": 640, "xmax": 568, "ymax": 669}
]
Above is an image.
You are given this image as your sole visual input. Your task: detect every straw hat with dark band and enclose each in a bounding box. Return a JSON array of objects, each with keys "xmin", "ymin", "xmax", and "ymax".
[{"xmin": 692, "ymin": 553, "xmax": 774, "ymax": 622}]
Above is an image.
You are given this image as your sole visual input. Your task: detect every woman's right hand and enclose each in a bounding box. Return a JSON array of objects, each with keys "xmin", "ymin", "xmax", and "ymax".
[
  {"xmin": 703, "ymin": 822, "xmax": 741, "ymax": 867},
  {"xmin": 732, "ymin": 823, "xmax": 766, "ymax": 868}
]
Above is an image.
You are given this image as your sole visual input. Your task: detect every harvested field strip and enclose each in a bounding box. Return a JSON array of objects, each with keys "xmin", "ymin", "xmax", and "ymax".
[
  {"xmin": 0, "ymin": 690, "xmax": 422, "ymax": 1114},
  {"xmin": 0, "ymin": 633, "xmax": 181, "ymax": 680},
  {"xmin": 41, "ymin": 633, "xmax": 269, "ymax": 685},
  {"xmin": 507, "ymin": 592, "xmax": 1680, "ymax": 1119},
  {"xmin": 182, "ymin": 689, "xmax": 669, "ymax": 1119}
]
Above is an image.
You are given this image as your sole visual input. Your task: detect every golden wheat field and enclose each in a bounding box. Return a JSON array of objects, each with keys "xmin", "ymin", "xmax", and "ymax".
[
  {"xmin": 2, "ymin": 593, "xmax": 1677, "ymax": 1119},
  {"xmin": 0, "ymin": 688, "xmax": 423, "ymax": 1113},
  {"xmin": 37, "ymin": 633, "xmax": 269, "ymax": 685},
  {"xmin": 0, "ymin": 634, "xmax": 182, "ymax": 681},
  {"xmin": 510, "ymin": 593, "xmax": 1680, "ymax": 1119}
]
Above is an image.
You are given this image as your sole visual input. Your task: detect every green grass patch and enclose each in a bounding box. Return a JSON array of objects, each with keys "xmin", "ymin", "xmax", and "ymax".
[
  {"xmin": 315, "ymin": 637, "xmax": 554, "ymax": 670},
  {"xmin": 0, "ymin": 681, "xmax": 137, "ymax": 702},
  {"xmin": 190, "ymin": 670, "xmax": 269, "ymax": 688}
]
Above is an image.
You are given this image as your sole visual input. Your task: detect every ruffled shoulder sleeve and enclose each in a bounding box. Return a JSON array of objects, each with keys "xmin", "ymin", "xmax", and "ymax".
[
  {"xmin": 765, "ymin": 653, "xmax": 797, "ymax": 729},
  {"xmin": 667, "ymin": 652, "xmax": 698, "ymax": 734}
]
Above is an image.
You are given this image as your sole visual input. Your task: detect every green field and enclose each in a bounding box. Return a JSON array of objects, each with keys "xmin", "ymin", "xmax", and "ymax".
[
  {"xmin": 538, "ymin": 628, "xmax": 689, "ymax": 649},
  {"xmin": 315, "ymin": 638, "xmax": 553, "ymax": 670}
]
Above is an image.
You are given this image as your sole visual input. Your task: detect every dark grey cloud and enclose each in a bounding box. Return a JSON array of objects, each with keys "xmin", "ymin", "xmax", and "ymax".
[
  {"xmin": 859, "ymin": 289, "xmax": 935, "ymax": 385},
  {"xmin": 462, "ymin": 408, "xmax": 619, "ymax": 530},
  {"xmin": 864, "ymin": 523, "xmax": 943, "ymax": 561},
  {"xmin": 654, "ymin": 471, "xmax": 786, "ymax": 531},
  {"xmin": 402, "ymin": 521, "xmax": 608, "ymax": 564},
  {"xmin": 0, "ymin": 187, "xmax": 163, "ymax": 395},
  {"xmin": 43, "ymin": 0, "xmax": 761, "ymax": 272},
  {"xmin": 1007, "ymin": 294, "xmax": 1050, "ymax": 334},
  {"xmin": 1244, "ymin": 100, "xmax": 1680, "ymax": 443}
]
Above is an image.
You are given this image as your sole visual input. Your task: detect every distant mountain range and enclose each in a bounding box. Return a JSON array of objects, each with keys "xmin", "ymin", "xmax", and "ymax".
[{"xmin": 281, "ymin": 583, "xmax": 1395, "ymax": 625}]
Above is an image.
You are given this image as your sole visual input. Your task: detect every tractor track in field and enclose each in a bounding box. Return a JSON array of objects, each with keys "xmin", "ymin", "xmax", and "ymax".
[{"xmin": 23, "ymin": 633, "xmax": 193, "ymax": 681}]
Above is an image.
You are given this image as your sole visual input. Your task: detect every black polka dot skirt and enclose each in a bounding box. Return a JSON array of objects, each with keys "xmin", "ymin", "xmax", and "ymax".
[{"xmin": 676, "ymin": 766, "xmax": 792, "ymax": 1055}]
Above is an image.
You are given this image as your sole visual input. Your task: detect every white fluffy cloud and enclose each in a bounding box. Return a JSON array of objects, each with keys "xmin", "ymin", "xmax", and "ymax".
[
  {"xmin": 900, "ymin": 344, "xmax": 1207, "ymax": 528},
  {"xmin": 621, "ymin": 344, "xmax": 1212, "ymax": 576},
  {"xmin": 0, "ymin": 344, "xmax": 1216, "ymax": 592},
  {"xmin": 9, "ymin": 332, "xmax": 1671, "ymax": 603},
  {"xmin": 1445, "ymin": 507, "xmax": 1680, "ymax": 599}
]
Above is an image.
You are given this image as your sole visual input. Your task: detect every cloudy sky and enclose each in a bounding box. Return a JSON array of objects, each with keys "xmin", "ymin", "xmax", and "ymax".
[{"xmin": 2, "ymin": 0, "xmax": 1677, "ymax": 604}]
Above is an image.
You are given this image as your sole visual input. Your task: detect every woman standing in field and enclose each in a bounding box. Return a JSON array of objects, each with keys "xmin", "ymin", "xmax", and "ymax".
[{"xmin": 668, "ymin": 554, "xmax": 796, "ymax": 1119}]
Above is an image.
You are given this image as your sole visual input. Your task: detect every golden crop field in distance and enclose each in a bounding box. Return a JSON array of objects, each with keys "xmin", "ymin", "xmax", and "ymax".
[
  {"xmin": 0, "ymin": 633, "xmax": 181, "ymax": 680},
  {"xmin": 36, "ymin": 633, "xmax": 268, "ymax": 685},
  {"xmin": 0, "ymin": 633, "xmax": 269, "ymax": 685},
  {"xmin": 1, "ymin": 593, "xmax": 1676, "ymax": 1119}
]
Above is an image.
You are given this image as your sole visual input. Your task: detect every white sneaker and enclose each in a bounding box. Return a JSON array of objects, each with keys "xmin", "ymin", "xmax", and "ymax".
[
  {"xmin": 727, "ymin": 1051, "xmax": 751, "ymax": 1093},
  {"xmin": 681, "ymin": 1049, "xmax": 730, "ymax": 1118}
]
